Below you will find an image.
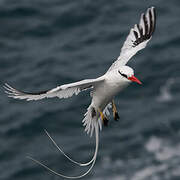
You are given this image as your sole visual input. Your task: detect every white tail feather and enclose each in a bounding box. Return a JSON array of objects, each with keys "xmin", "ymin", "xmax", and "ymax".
[
  {"xmin": 44, "ymin": 129, "xmax": 94, "ymax": 166},
  {"xmin": 27, "ymin": 122, "xmax": 99, "ymax": 179},
  {"xmin": 83, "ymin": 103, "xmax": 112, "ymax": 137}
]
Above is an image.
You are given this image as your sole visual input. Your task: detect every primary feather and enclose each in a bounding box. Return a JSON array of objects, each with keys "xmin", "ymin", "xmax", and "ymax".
[
  {"xmin": 3, "ymin": 7, "xmax": 157, "ymax": 179},
  {"xmin": 107, "ymin": 7, "xmax": 156, "ymax": 72},
  {"xmin": 4, "ymin": 78, "xmax": 104, "ymax": 101}
]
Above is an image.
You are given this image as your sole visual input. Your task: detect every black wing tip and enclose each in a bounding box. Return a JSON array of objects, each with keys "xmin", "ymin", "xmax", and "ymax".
[
  {"xmin": 3, "ymin": 83, "xmax": 16, "ymax": 94},
  {"xmin": 149, "ymin": 6, "xmax": 156, "ymax": 35},
  {"xmin": 148, "ymin": 7, "xmax": 156, "ymax": 21},
  {"xmin": 3, "ymin": 83, "xmax": 48, "ymax": 96},
  {"xmin": 132, "ymin": 6, "xmax": 156, "ymax": 47},
  {"xmin": 144, "ymin": 6, "xmax": 156, "ymax": 36},
  {"xmin": 141, "ymin": 7, "xmax": 155, "ymax": 18},
  {"xmin": 152, "ymin": 7, "xmax": 156, "ymax": 31},
  {"xmin": 28, "ymin": 90, "xmax": 49, "ymax": 95}
]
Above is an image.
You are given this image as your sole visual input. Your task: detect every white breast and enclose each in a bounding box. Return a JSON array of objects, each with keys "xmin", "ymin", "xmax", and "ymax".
[{"xmin": 91, "ymin": 71, "xmax": 129, "ymax": 110}]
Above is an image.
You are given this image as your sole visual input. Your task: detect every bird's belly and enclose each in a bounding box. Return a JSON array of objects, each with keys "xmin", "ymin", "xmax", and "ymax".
[{"xmin": 92, "ymin": 82, "xmax": 125, "ymax": 110}]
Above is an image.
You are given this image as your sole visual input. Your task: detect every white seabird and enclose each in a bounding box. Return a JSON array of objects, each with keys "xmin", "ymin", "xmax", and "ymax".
[{"xmin": 4, "ymin": 7, "xmax": 156, "ymax": 179}]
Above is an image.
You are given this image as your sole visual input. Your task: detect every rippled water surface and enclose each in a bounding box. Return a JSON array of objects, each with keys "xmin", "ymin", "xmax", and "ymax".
[{"xmin": 1, "ymin": 0, "xmax": 180, "ymax": 180}]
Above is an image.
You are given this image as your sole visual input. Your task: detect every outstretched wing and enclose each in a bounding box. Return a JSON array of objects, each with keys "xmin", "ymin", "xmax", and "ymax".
[
  {"xmin": 4, "ymin": 77, "xmax": 104, "ymax": 101},
  {"xmin": 107, "ymin": 7, "xmax": 156, "ymax": 72}
]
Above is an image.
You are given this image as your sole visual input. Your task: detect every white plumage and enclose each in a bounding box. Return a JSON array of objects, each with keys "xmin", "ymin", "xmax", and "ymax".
[{"xmin": 4, "ymin": 7, "xmax": 156, "ymax": 179}]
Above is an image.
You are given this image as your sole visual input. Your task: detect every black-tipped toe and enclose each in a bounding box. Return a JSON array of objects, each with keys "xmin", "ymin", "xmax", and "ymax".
[
  {"xmin": 114, "ymin": 112, "xmax": 119, "ymax": 121},
  {"xmin": 103, "ymin": 117, "xmax": 109, "ymax": 127}
]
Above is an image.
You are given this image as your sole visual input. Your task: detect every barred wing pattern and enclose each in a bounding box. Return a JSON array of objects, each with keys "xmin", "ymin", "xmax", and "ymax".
[
  {"xmin": 4, "ymin": 78, "xmax": 104, "ymax": 101},
  {"xmin": 108, "ymin": 7, "xmax": 156, "ymax": 72}
]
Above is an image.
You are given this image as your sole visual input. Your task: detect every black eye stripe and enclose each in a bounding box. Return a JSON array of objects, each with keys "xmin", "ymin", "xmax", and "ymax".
[{"xmin": 118, "ymin": 70, "xmax": 128, "ymax": 78}]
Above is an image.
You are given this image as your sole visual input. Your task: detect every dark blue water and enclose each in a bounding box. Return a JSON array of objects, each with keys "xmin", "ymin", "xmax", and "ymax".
[{"xmin": 1, "ymin": 0, "xmax": 180, "ymax": 180}]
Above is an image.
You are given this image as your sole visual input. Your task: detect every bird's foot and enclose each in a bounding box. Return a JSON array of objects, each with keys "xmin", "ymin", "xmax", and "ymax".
[
  {"xmin": 113, "ymin": 111, "xmax": 119, "ymax": 121},
  {"xmin": 103, "ymin": 117, "xmax": 109, "ymax": 127},
  {"xmin": 98, "ymin": 108, "xmax": 109, "ymax": 126},
  {"xmin": 112, "ymin": 100, "xmax": 119, "ymax": 121}
]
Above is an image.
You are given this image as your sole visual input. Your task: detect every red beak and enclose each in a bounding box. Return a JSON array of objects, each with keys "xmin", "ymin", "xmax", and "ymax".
[{"xmin": 128, "ymin": 75, "xmax": 142, "ymax": 85}]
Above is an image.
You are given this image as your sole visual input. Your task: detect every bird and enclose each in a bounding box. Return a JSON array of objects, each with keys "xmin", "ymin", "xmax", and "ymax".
[{"xmin": 4, "ymin": 7, "xmax": 156, "ymax": 179}]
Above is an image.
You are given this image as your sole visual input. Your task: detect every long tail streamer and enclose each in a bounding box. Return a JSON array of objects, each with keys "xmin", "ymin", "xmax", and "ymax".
[
  {"xmin": 27, "ymin": 122, "xmax": 99, "ymax": 179},
  {"xmin": 43, "ymin": 129, "xmax": 95, "ymax": 166}
]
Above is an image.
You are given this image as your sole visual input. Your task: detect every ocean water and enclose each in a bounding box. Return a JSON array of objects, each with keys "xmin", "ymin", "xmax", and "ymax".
[{"xmin": 1, "ymin": 0, "xmax": 180, "ymax": 180}]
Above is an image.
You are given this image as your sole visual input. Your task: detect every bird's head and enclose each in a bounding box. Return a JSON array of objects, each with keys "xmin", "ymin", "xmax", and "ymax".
[{"xmin": 118, "ymin": 66, "xmax": 142, "ymax": 84}]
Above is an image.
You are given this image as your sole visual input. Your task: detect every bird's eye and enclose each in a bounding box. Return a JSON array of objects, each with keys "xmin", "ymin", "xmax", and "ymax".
[{"xmin": 118, "ymin": 70, "xmax": 128, "ymax": 78}]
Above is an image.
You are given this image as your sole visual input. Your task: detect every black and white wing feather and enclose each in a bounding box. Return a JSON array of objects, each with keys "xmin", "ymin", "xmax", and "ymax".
[
  {"xmin": 4, "ymin": 78, "xmax": 104, "ymax": 101},
  {"xmin": 107, "ymin": 7, "xmax": 156, "ymax": 72}
]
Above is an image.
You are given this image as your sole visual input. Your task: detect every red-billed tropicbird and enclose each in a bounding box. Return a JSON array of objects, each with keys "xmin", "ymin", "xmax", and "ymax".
[{"xmin": 4, "ymin": 7, "xmax": 156, "ymax": 179}]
